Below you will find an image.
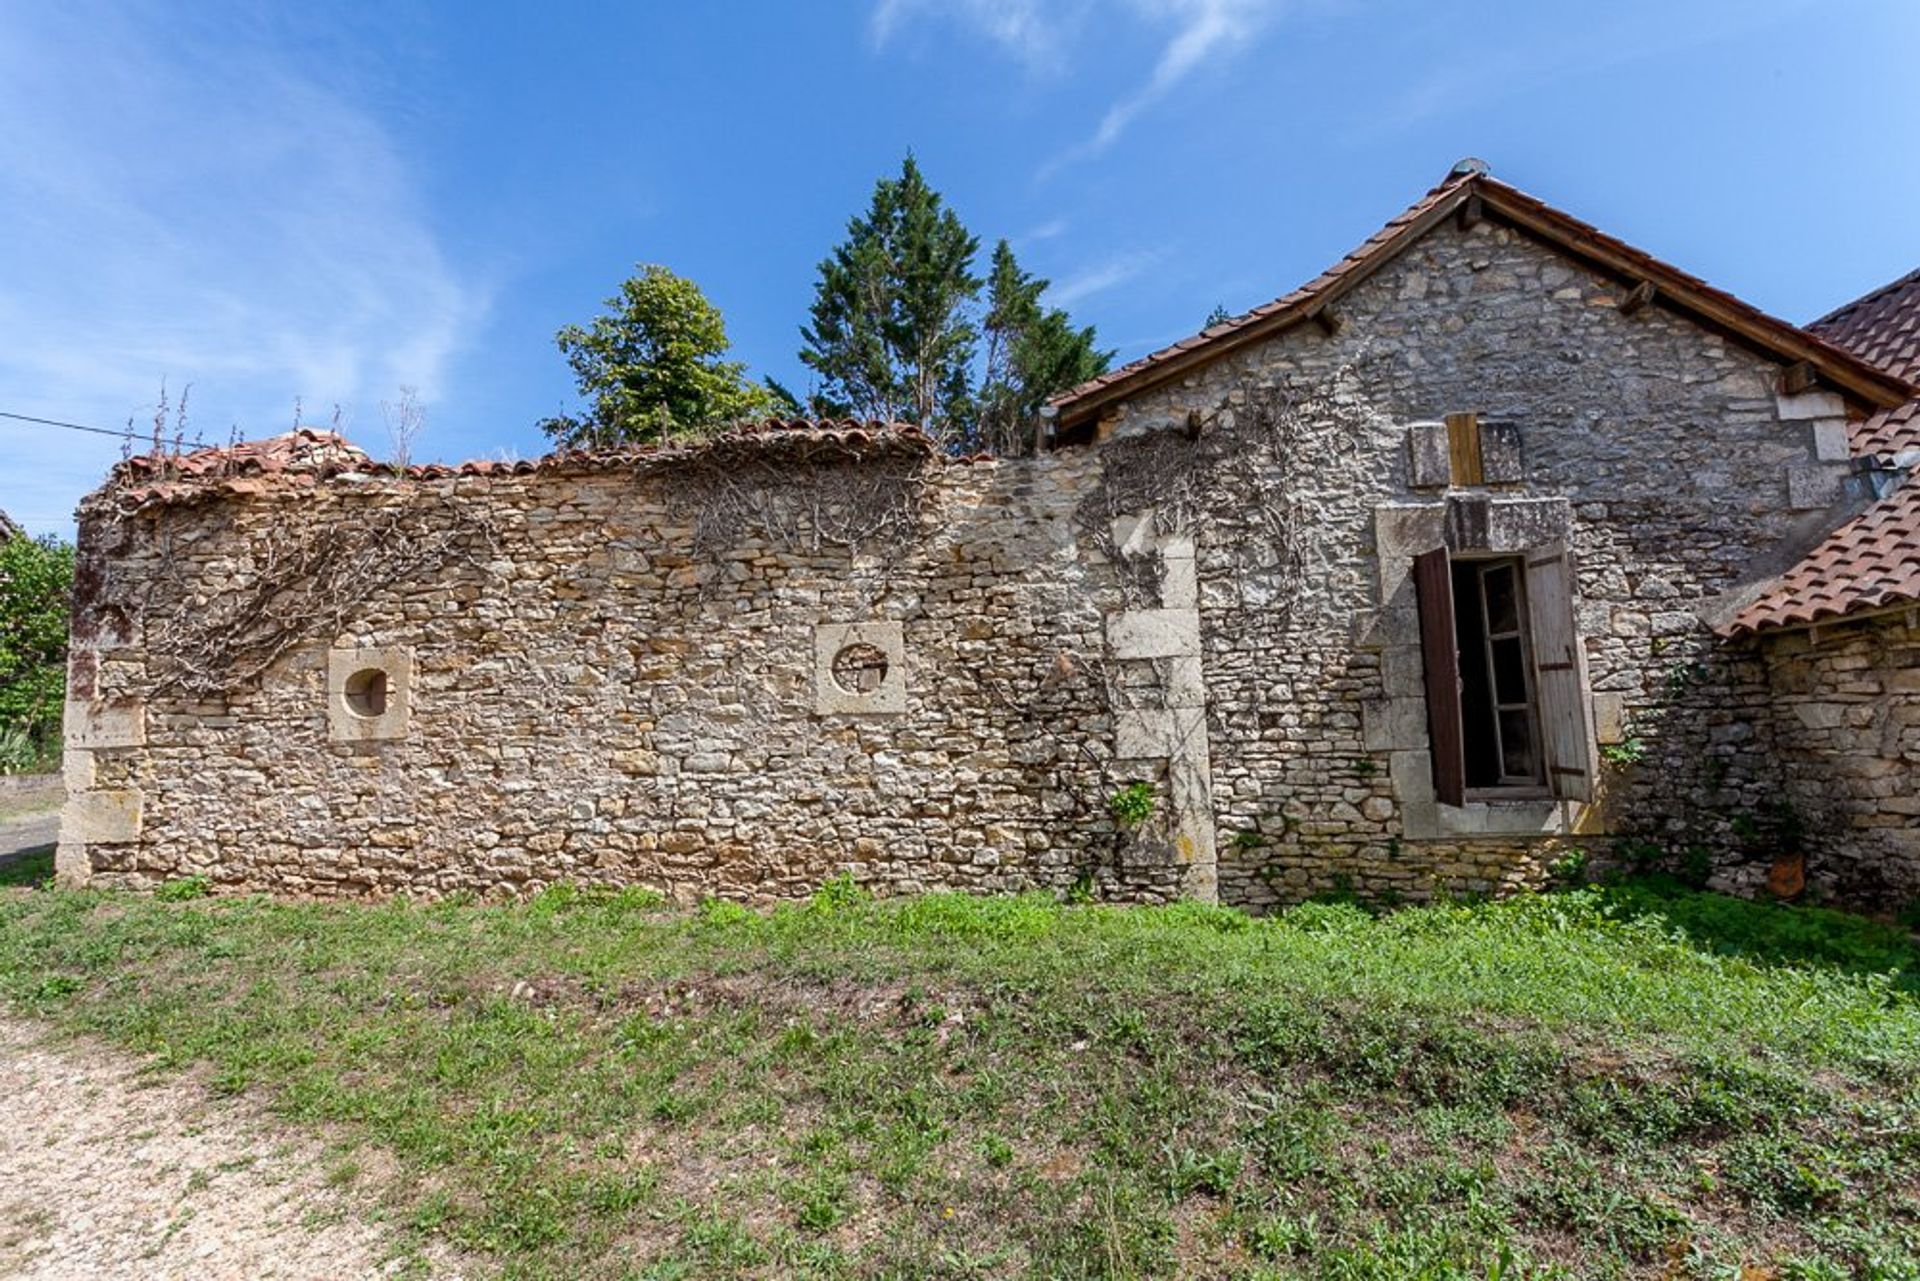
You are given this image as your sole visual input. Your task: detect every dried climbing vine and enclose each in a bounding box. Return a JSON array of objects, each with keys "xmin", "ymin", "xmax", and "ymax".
[
  {"xmin": 676, "ymin": 453, "xmax": 930, "ymax": 560},
  {"xmin": 123, "ymin": 498, "xmax": 500, "ymax": 699}
]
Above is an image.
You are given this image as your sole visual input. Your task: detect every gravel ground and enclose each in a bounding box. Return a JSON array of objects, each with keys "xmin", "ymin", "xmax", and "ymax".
[{"xmin": 0, "ymin": 1019, "xmax": 466, "ymax": 1280}]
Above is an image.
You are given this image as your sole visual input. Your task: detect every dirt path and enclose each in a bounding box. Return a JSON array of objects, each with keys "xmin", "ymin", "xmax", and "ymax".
[
  {"xmin": 0, "ymin": 777, "xmax": 62, "ymax": 876},
  {"xmin": 0, "ymin": 1019, "xmax": 466, "ymax": 1280}
]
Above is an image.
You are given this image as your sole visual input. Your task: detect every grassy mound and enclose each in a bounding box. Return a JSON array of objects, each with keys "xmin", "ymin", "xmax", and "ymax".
[{"xmin": 1, "ymin": 867, "xmax": 1915, "ymax": 1278}]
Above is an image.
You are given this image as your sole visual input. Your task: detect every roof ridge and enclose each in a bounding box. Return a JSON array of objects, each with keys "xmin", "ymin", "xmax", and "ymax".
[
  {"xmin": 1049, "ymin": 166, "xmax": 1915, "ymax": 428},
  {"xmin": 1807, "ymin": 266, "xmax": 1920, "ymax": 333}
]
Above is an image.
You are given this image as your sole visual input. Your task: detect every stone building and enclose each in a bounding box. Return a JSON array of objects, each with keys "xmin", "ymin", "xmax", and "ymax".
[{"xmin": 57, "ymin": 162, "xmax": 1920, "ymax": 908}]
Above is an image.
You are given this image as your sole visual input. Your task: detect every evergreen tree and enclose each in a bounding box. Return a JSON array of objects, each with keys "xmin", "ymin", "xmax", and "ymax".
[
  {"xmin": 799, "ymin": 157, "xmax": 1111, "ymax": 453},
  {"xmin": 799, "ymin": 156, "xmax": 982, "ymax": 435},
  {"xmin": 977, "ymin": 240, "xmax": 1112, "ymax": 455},
  {"xmin": 1204, "ymin": 303, "xmax": 1233, "ymax": 328},
  {"xmin": 541, "ymin": 264, "xmax": 772, "ymax": 449}
]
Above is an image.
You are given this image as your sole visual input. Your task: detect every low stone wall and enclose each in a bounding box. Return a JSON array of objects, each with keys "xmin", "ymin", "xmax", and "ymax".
[{"xmin": 1760, "ymin": 614, "xmax": 1920, "ymax": 903}]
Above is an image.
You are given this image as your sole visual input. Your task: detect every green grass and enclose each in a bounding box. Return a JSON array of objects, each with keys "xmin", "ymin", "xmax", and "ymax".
[{"xmin": 0, "ymin": 874, "xmax": 1916, "ymax": 1279}]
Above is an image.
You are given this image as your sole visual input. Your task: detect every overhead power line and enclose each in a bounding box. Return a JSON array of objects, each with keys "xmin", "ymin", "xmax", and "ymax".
[{"xmin": 0, "ymin": 409, "xmax": 142, "ymax": 441}]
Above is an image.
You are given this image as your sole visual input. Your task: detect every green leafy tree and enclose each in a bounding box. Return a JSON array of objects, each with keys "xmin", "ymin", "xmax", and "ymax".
[
  {"xmin": 800, "ymin": 157, "xmax": 1109, "ymax": 452},
  {"xmin": 0, "ymin": 531, "xmax": 74, "ymax": 762},
  {"xmin": 799, "ymin": 156, "xmax": 982, "ymax": 434},
  {"xmin": 1203, "ymin": 304, "xmax": 1232, "ymax": 328},
  {"xmin": 541, "ymin": 264, "xmax": 773, "ymax": 448},
  {"xmin": 976, "ymin": 240, "xmax": 1112, "ymax": 455}
]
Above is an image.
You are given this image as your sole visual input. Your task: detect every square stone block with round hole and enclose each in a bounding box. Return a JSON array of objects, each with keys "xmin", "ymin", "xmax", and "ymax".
[
  {"xmin": 814, "ymin": 622, "xmax": 906, "ymax": 716},
  {"xmin": 327, "ymin": 646, "xmax": 412, "ymax": 742}
]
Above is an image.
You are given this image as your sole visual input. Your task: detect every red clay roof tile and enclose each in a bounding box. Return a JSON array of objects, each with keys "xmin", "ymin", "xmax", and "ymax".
[
  {"xmin": 1806, "ymin": 268, "xmax": 1920, "ymax": 457},
  {"xmin": 1725, "ymin": 475, "xmax": 1920, "ymax": 635},
  {"xmin": 89, "ymin": 419, "xmax": 935, "ymax": 515},
  {"xmin": 1050, "ymin": 166, "xmax": 1913, "ymax": 428}
]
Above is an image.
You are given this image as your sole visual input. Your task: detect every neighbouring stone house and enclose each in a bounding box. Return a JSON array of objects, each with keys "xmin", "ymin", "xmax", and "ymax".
[{"xmin": 57, "ymin": 161, "xmax": 1920, "ymax": 909}]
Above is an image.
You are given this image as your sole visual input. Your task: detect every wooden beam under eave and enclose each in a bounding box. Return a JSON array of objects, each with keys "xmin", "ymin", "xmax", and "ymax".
[
  {"xmin": 1780, "ymin": 361, "xmax": 1817, "ymax": 396},
  {"xmin": 1311, "ymin": 306, "xmax": 1344, "ymax": 337},
  {"xmin": 1456, "ymin": 193, "xmax": 1484, "ymax": 231},
  {"xmin": 1618, "ymin": 280, "xmax": 1656, "ymax": 317}
]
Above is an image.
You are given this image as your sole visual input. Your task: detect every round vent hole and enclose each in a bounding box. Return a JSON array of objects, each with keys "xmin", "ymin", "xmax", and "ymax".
[
  {"xmin": 344, "ymin": 668, "xmax": 389, "ymax": 718},
  {"xmin": 830, "ymin": 643, "xmax": 889, "ymax": 696}
]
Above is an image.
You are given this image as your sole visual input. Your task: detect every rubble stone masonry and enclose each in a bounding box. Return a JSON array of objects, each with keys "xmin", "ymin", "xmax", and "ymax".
[{"xmin": 59, "ymin": 218, "xmax": 1875, "ymax": 906}]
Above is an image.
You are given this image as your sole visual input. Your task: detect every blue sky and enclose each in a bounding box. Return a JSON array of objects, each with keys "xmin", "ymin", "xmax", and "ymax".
[{"xmin": 3, "ymin": 0, "xmax": 1916, "ymax": 534}]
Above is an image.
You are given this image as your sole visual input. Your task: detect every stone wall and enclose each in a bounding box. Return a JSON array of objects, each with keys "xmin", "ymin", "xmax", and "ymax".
[
  {"xmin": 62, "ymin": 441, "xmax": 1211, "ymax": 903},
  {"xmin": 59, "ymin": 214, "xmax": 1875, "ymax": 908},
  {"xmin": 1092, "ymin": 216, "xmax": 1855, "ymax": 907},
  {"xmin": 1759, "ymin": 615, "xmax": 1920, "ymax": 903}
]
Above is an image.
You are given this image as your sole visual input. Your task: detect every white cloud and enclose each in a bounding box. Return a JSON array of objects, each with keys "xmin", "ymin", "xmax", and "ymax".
[
  {"xmin": 871, "ymin": 0, "xmax": 1081, "ymax": 72},
  {"xmin": 874, "ymin": 0, "xmax": 1283, "ymax": 176},
  {"xmin": 1082, "ymin": 0, "xmax": 1278, "ymax": 156},
  {"xmin": 0, "ymin": 2, "xmax": 485, "ymax": 534},
  {"xmin": 1045, "ymin": 251, "xmax": 1162, "ymax": 307}
]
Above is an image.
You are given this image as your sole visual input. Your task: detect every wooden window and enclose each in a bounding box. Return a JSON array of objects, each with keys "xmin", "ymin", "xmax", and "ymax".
[
  {"xmin": 1524, "ymin": 542, "xmax": 1594, "ymax": 802},
  {"xmin": 1446, "ymin": 412, "xmax": 1483, "ymax": 486},
  {"xmin": 1453, "ymin": 557, "xmax": 1543, "ymax": 789},
  {"xmin": 1413, "ymin": 548, "xmax": 1465, "ymax": 807},
  {"xmin": 1414, "ymin": 544, "xmax": 1595, "ymax": 806}
]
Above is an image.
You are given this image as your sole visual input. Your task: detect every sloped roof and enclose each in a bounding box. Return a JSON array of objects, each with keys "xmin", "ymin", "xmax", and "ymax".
[
  {"xmin": 1806, "ymin": 267, "xmax": 1920, "ymax": 457},
  {"xmin": 1727, "ymin": 269, "xmax": 1920, "ymax": 635},
  {"xmin": 1724, "ymin": 474, "xmax": 1920, "ymax": 635},
  {"xmin": 1049, "ymin": 163, "xmax": 1915, "ymax": 429},
  {"xmin": 0, "ymin": 510, "xmax": 18, "ymax": 541},
  {"xmin": 86, "ymin": 420, "xmax": 945, "ymax": 516}
]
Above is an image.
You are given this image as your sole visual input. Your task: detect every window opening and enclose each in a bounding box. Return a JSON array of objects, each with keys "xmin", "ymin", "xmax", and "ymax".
[{"xmin": 1450, "ymin": 557, "xmax": 1543, "ymax": 789}]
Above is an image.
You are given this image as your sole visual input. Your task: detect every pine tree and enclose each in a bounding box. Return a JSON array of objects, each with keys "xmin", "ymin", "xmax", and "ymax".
[
  {"xmin": 541, "ymin": 264, "xmax": 773, "ymax": 449},
  {"xmin": 977, "ymin": 240, "xmax": 1112, "ymax": 455},
  {"xmin": 799, "ymin": 157, "xmax": 1111, "ymax": 453},
  {"xmin": 799, "ymin": 156, "xmax": 981, "ymax": 436}
]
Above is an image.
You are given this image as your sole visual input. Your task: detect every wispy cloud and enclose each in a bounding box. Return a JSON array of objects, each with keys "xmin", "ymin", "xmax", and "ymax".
[
  {"xmin": 1078, "ymin": 0, "xmax": 1278, "ymax": 158},
  {"xmin": 870, "ymin": 0, "xmax": 1083, "ymax": 72},
  {"xmin": 0, "ymin": 2, "xmax": 485, "ymax": 533},
  {"xmin": 874, "ymin": 0, "xmax": 1284, "ymax": 178},
  {"xmin": 1018, "ymin": 217, "xmax": 1072, "ymax": 245},
  {"xmin": 1045, "ymin": 250, "xmax": 1162, "ymax": 307}
]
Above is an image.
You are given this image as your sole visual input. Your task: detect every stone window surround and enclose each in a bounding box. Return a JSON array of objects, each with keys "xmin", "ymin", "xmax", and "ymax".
[
  {"xmin": 813, "ymin": 621, "xmax": 907, "ymax": 716},
  {"xmin": 1371, "ymin": 494, "xmax": 1595, "ymax": 840},
  {"xmin": 327, "ymin": 646, "xmax": 413, "ymax": 743}
]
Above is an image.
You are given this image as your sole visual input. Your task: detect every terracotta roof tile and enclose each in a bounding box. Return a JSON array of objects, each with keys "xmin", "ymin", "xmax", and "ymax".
[
  {"xmin": 87, "ymin": 419, "xmax": 935, "ymax": 515},
  {"xmin": 1050, "ymin": 165, "xmax": 1913, "ymax": 428},
  {"xmin": 1725, "ymin": 475, "xmax": 1920, "ymax": 635},
  {"xmin": 1806, "ymin": 268, "xmax": 1920, "ymax": 457}
]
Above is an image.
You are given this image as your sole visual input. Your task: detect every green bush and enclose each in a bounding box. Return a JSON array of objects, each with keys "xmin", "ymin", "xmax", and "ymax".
[{"xmin": 0, "ymin": 531, "xmax": 73, "ymax": 766}]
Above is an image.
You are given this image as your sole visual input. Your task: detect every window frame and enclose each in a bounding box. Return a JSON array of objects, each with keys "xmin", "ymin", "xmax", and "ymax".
[{"xmin": 1456, "ymin": 555, "xmax": 1549, "ymax": 798}]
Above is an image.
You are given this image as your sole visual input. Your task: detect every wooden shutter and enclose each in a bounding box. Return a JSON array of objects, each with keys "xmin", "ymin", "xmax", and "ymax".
[
  {"xmin": 1524, "ymin": 542, "xmax": 1595, "ymax": 802},
  {"xmin": 1413, "ymin": 547, "xmax": 1465, "ymax": 807}
]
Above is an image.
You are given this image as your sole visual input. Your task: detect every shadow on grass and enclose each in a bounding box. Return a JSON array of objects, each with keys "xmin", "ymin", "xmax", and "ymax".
[
  {"xmin": 1594, "ymin": 876, "xmax": 1918, "ymax": 995},
  {"xmin": 0, "ymin": 847, "xmax": 54, "ymax": 889}
]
